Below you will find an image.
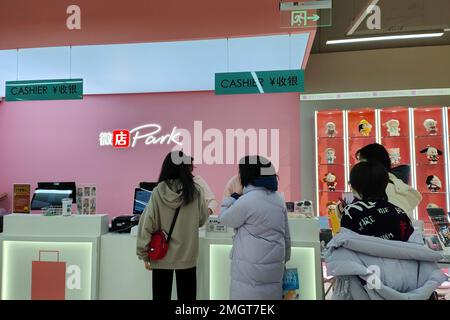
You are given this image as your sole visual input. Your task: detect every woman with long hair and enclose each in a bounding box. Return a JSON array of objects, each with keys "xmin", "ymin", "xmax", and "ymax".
[{"xmin": 136, "ymin": 151, "xmax": 208, "ymax": 301}]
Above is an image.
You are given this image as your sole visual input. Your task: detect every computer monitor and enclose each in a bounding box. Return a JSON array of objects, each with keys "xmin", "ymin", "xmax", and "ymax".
[
  {"xmin": 133, "ymin": 188, "xmax": 152, "ymax": 214},
  {"xmin": 139, "ymin": 182, "xmax": 158, "ymax": 191},
  {"xmin": 37, "ymin": 182, "xmax": 77, "ymax": 203},
  {"xmin": 31, "ymin": 189, "xmax": 73, "ymax": 210}
]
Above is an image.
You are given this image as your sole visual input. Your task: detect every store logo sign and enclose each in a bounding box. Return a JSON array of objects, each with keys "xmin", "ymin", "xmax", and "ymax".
[
  {"xmin": 99, "ymin": 124, "xmax": 182, "ymax": 148},
  {"xmin": 99, "ymin": 121, "xmax": 280, "ymax": 170}
]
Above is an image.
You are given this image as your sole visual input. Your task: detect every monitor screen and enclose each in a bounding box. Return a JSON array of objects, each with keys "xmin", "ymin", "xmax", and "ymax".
[
  {"xmin": 133, "ymin": 188, "xmax": 152, "ymax": 214},
  {"xmin": 31, "ymin": 189, "xmax": 73, "ymax": 210},
  {"xmin": 139, "ymin": 182, "xmax": 158, "ymax": 191},
  {"xmin": 37, "ymin": 182, "xmax": 77, "ymax": 203}
]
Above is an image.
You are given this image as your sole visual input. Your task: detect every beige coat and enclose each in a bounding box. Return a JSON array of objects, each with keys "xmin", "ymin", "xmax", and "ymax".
[
  {"xmin": 136, "ymin": 179, "xmax": 208, "ymax": 269},
  {"xmin": 387, "ymin": 173, "xmax": 422, "ymax": 220}
]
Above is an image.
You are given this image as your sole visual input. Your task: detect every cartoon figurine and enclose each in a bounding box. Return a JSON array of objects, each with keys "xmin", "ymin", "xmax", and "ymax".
[
  {"xmin": 420, "ymin": 145, "xmax": 443, "ymax": 164},
  {"xmin": 388, "ymin": 148, "xmax": 401, "ymax": 166},
  {"xmin": 323, "ymin": 173, "xmax": 337, "ymax": 192},
  {"xmin": 358, "ymin": 119, "xmax": 373, "ymax": 136},
  {"xmin": 426, "ymin": 175, "xmax": 442, "ymax": 193},
  {"xmin": 325, "ymin": 148, "xmax": 336, "ymax": 164},
  {"xmin": 325, "ymin": 122, "xmax": 338, "ymax": 138},
  {"xmin": 385, "ymin": 119, "xmax": 401, "ymax": 137},
  {"xmin": 424, "ymin": 119, "xmax": 438, "ymax": 135}
]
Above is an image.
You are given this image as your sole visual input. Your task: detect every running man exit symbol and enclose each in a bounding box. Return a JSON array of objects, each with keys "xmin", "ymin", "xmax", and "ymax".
[{"xmin": 291, "ymin": 10, "xmax": 320, "ymax": 27}]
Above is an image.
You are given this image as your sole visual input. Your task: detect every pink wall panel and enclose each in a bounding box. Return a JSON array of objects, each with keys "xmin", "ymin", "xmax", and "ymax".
[{"xmin": 0, "ymin": 91, "xmax": 300, "ymax": 218}]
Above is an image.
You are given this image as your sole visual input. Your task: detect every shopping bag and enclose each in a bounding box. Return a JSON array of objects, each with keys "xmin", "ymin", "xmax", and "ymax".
[
  {"xmin": 31, "ymin": 250, "xmax": 66, "ymax": 300},
  {"xmin": 282, "ymin": 268, "xmax": 300, "ymax": 300}
]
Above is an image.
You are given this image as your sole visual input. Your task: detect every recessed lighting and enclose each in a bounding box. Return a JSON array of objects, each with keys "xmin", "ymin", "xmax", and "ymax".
[{"xmin": 326, "ymin": 32, "xmax": 444, "ymax": 45}]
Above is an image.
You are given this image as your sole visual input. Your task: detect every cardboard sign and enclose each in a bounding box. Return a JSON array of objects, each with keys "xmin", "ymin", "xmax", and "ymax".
[{"xmin": 13, "ymin": 184, "xmax": 31, "ymax": 213}]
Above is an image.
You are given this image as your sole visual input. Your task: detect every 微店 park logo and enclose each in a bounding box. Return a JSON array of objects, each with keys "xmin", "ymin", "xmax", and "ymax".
[
  {"xmin": 99, "ymin": 124, "xmax": 181, "ymax": 148},
  {"xmin": 98, "ymin": 121, "xmax": 280, "ymax": 169}
]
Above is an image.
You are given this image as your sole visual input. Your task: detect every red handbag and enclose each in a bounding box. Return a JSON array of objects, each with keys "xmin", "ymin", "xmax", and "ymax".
[{"xmin": 148, "ymin": 206, "xmax": 181, "ymax": 261}]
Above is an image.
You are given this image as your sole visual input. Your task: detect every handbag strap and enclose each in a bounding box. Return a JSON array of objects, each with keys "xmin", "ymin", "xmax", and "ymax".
[{"xmin": 167, "ymin": 206, "xmax": 181, "ymax": 243}]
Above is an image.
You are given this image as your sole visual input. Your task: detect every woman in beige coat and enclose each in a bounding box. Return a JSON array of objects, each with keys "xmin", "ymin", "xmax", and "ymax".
[{"xmin": 136, "ymin": 151, "xmax": 208, "ymax": 301}]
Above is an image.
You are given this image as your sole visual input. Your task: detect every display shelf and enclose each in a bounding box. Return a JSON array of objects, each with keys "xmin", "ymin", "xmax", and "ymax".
[
  {"xmin": 348, "ymin": 136, "xmax": 378, "ymax": 140},
  {"xmin": 317, "ymin": 137, "xmax": 344, "ymax": 140},
  {"xmin": 381, "ymin": 135, "xmax": 410, "ymax": 139},
  {"xmin": 316, "ymin": 106, "xmax": 450, "ymax": 221},
  {"xmin": 415, "ymin": 135, "xmax": 444, "ymax": 138},
  {"xmin": 420, "ymin": 192, "xmax": 448, "ymax": 195}
]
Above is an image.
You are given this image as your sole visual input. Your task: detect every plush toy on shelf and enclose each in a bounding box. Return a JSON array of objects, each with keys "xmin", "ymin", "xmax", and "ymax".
[
  {"xmin": 385, "ymin": 119, "xmax": 401, "ymax": 137},
  {"xmin": 420, "ymin": 145, "xmax": 443, "ymax": 165},
  {"xmin": 388, "ymin": 148, "xmax": 401, "ymax": 166},
  {"xmin": 323, "ymin": 172, "xmax": 337, "ymax": 192},
  {"xmin": 423, "ymin": 119, "xmax": 438, "ymax": 135},
  {"xmin": 358, "ymin": 119, "xmax": 373, "ymax": 136},
  {"xmin": 325, "ymin": 122, "xmax": 338, "ymax": 138},
  {"xmin": 426, "ymin": 175, "xmax": 442, "ymax": 193},
  {"xmin": 325, "ymin": 148, "xmax": 336, "ymax": 164}
]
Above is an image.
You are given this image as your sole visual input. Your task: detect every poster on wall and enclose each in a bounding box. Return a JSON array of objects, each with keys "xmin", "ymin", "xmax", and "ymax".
[
  {"xmin": 13, "ymin": 183, "xmax": 31, "ymax": 213},
  {"xmin": 76, "ymin": 185, "xmax": 96, "ymax": 215}
]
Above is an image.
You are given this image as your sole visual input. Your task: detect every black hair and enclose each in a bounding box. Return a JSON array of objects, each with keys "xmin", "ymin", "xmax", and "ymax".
[
  {"xmin": 350, "ymin": 161, "xmax": 389, "ymax": 201},
  {"xmin": 238, "ymin": 155, "xmax": 276, "ymax": 187},
  {"xmin": 426, "ymin": 175, "xmax": 436, "ymax": 185},
  {"xmin": 356, "ymin": 143, "xmax": 392, "ymax": 170},
  {"xmin": 158, "ymin": 151, "xmax": 197, "ymax": 204}
]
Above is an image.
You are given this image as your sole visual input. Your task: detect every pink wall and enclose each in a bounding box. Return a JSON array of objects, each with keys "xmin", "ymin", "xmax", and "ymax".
[{"xmin": 0, "ymin": 91, "xmax": 300, "ymax": 218}]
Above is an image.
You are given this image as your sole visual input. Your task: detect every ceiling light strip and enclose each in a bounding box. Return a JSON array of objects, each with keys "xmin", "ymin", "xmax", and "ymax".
[{"xmin": 327, "ymin": 32, "xmax": 444, "ymax": 45}]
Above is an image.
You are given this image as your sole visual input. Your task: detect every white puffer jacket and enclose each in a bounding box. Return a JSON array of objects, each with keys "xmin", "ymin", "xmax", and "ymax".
[{"xmin": 325, "ymin": 228, "xmax": 447, "ymax": 300}]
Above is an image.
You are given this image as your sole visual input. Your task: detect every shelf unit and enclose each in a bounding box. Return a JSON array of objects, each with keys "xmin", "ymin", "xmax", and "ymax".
[{"xmin": 315, "ymin": 106, "xmax": 450, "ymax": 221}]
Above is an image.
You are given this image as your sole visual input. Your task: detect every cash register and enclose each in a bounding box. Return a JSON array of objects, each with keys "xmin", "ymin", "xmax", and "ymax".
[{"xmin": 111, "ymin": 183, "xmax": 155, "ymax": 233}]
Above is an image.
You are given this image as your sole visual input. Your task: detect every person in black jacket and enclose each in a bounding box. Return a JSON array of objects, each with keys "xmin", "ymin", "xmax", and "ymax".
[{"xmin": 340, "ymin": 161, "xmax": 414, "ymax": 242}]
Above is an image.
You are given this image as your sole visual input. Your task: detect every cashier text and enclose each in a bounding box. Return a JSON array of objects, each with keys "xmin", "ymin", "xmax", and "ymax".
[{"xmin": 99, "ymin": 121, "xmax": 280, "ymax": 171}]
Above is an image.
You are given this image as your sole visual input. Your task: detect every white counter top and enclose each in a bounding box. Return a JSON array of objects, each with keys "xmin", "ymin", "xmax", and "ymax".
[{"xmin": 3, "ymin": 214, "xmax": 109, "ymax": 237}]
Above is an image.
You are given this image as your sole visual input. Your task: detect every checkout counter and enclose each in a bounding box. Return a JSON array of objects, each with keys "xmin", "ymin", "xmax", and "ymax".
[
  {"xmin": 0, "ymin": 214, "xmax": 108, "ymax": 300},
  {"xmin": 99, "ymin": 216, "xmax": 322, "ymax": 300},
  {"xmin": 0, "ymin": 214, "xmax": 323, "ymax": 300}
]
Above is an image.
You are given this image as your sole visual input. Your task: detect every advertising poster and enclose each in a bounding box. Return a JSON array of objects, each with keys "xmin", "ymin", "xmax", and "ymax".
[{"xmin": 13, "ymin": 184, "xmax": 31, "ymax": 213}]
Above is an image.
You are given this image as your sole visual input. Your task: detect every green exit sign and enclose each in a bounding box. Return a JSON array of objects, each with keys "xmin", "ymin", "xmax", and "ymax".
[
  {"xmin": 5, "ymin": 78, "xmax": 83, "ymax": 102},
  {"xmin": 215, "ymin": 70, "xmax": 304, "ymax": 95}
]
